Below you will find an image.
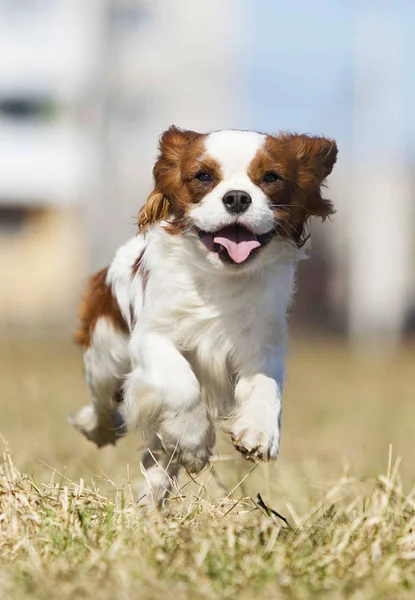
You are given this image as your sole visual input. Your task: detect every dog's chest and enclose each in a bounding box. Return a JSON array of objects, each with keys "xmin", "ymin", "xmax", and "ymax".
[
  {"xmin": 143, "ymin": 244, "xmax": 294, "ymax": 412},
  {"xmin": 167, "ymin": 278, "xmax": 277, "ymax": 414}
]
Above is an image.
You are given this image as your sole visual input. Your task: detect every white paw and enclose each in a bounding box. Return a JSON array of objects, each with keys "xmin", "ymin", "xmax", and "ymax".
[
  {"xmin": 157, "ymin": 406, "xmax": 215, "ymax": 474},
  {"xmin": 69, "ymin": 405, "xmax": 127, "ymax": 448},
  {"xmin": 227, "ymin": 415, "xmax": 280, "ymax": 462},
  {"xmin": 136, "ymin": 466, "xmax": 179, "ymax": 510},
  {"xmin": 136, "ymin": 478, "xmax": 169, "ymax": 511},
  {"xmin": 136, "ymin": 481, "xmax": 159, "ymax": 511}
]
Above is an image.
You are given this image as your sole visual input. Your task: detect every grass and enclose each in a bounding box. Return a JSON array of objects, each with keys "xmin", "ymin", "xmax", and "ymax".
[{"xmin": 1, "ymin": 336, "xmax": 415, "ymax": 599}]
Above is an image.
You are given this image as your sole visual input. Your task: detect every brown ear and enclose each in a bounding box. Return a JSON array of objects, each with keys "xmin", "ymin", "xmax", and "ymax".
[
  {"xmin": 137, "ymin": 126, "xmax": 203, "ymax": 232},
  {"xmin": 286, "ymin": 134, "xmax": 337, "ymax": 180},
  {"xmin": 154, "ymin": 125, "xmax": 203, "ymax": 189},
  {"xmin": 158, "ymin": 125, "xmax": 201, "ymax": 163},
  {"xmin": 284, "ymin": 134, "xmax": 338, "ymax": 220},
  {"xmin": 137, "ymin": 190, "xmax": 170, "ymax": 233}
]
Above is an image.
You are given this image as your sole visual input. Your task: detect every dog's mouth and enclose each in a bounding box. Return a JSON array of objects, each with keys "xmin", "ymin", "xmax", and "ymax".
[{"xmin": 196, "ymin": 225, "xmax": 275, "ymax": 264}]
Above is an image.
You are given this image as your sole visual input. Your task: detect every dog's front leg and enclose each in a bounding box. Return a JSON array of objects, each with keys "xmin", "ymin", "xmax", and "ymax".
[
  {"xmin": 228, "ymin": 353, "xmax": 284, "ymax": 462},
  {"xmin": 125, "ymin": 331, "xmax": 215, "ymax": 473}
]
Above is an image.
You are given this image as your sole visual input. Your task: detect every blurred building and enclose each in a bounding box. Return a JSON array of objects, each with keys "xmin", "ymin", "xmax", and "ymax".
[
  {"xmin": 0, "ymin": 0, "xmax": 414, "ymax": 348},
  {"xmin": 243, "ymin": 0, "xmax": 415, "ymax": 348},
  {"xmin": 0, "ymin": 0, "xmax": 240, "ymax": 330},
  {"xmin": 346, "ymin": 5, "xmax": 414, "ymax": 349},
  {"xmin": 0, "ymin": 0, "xmax": 100, "ymax": 329}
]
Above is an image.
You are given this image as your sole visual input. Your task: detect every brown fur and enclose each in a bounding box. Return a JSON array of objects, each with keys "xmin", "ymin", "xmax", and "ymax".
[
  {"xmin": 74, "ymin": 268, "xmax": 128, "ymax": 348},
  {"xmin": 137, "ymin": 191, "xmax": 170, "ymax": 233},
  {"xmin": 137, "ymin": 126, "xmax": 219, "ymax": 234},
  {"xmin": 283, "ymin": 134, "xmax": 337, "ymax": 245},
  {"xmin": 249, "ymin": 134, "xmax": 337, "ymax": 245},
  {"xmin": 130, "ymin": 251, "xmax": 149, "ymax": 327}
]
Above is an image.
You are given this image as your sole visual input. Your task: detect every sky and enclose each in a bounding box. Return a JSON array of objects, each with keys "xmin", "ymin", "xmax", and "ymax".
[{"xmin": 244, "ymin": 0, "xmax": 415, "ymax": 160}]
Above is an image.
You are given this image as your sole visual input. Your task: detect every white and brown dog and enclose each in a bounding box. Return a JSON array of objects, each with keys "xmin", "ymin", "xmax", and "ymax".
[{"xmin": 70, "ymin": 127, "xmax": 337, "ymax": 504}]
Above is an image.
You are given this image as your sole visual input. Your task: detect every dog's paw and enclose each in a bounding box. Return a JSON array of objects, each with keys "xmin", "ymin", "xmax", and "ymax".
[
  {"xmin": 157, "ymin": 408, "xmax": 215, "ymax": 474},
  {"xmin": 69, "ymin": 405, "xmax": 127, "ymax": 448},
  {"xmin": 227, "ymin": 416, "xmax": 280, "ymax": 462},
  {"xmin": 136, "ymin": 476, "xmax": 170, "ymax": 511},
  {"xmin": 157, "ymin": 428, "xmax": 212, "ymax": 474},
  {"xmin": 136, "ymin": 464, "xmax": 180, "ymax": 511}
]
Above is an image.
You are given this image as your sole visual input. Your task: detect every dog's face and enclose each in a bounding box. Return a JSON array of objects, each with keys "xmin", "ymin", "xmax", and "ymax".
[{"xmin": 138, "ymin": 127, "xmax": 337, "ymax": 270}]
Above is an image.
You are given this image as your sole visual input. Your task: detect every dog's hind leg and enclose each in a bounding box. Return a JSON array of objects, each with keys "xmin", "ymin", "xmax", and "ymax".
[
  {"xmin": 70, "ymin": 317, "xmax": 130, "ymax": 448},
  {"xmin": 137, "ymin": 436, "xmax": 180, "ymax": 509}
]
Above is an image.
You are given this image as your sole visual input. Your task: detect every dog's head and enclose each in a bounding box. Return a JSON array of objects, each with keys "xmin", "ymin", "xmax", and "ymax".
[{"xmin": 138, "ymin": 127, "xmax": 337, "ymax": 270}]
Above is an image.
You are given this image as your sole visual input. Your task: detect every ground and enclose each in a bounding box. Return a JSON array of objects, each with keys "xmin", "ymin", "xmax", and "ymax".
[{"xmin": 1, "ymin": 336, "xmax": 415, "ymax": 599}]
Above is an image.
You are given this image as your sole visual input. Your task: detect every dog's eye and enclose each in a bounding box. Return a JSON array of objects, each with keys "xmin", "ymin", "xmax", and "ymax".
[
  {"xmin": 262, "ymin": 172, "xmax": 280, "ymax": 184},
  {"xmin": 195, "ymin": 172, "xmax": 214, "ymax": 183}
]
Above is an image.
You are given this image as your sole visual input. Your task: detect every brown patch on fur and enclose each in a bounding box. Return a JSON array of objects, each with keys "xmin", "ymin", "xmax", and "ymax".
[
  {"xmin": 137, "ymin": 126, "xmax": 222, "ymax": 234},
  {"xmin": 131, "ymin": 251, "xmax": 144, "ymax": 278},
  {"xmin": 113, "ymin": 388, "xmax": 124, "ymax": 404},
  {"xmin": 130, "ymin": 250, "xmax": 149, "ymax": 328},
  {"xmin": 74, "ymin": 268, "xmax": 128, "ymax": 348},
  {"xmin": 249, "ymin": 134, "xmax": 337, "ymax": 246},
  {"xmin": 248, "ymin": 141, "xmax": 296, "ymax": 240},
  {"xmin": 137, "ymin": 191, "xmax": 170, "ymax": 232}
]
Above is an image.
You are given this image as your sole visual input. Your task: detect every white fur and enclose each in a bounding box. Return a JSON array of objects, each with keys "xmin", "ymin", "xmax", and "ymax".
[
  {"xmin": 73, "ymin": 129, "xmax": 305, "ymax": 504},
  {"xmin": 106, "ymin": 235, "xmax": 146, "ymax": 329},
  {"xmin": 70, "ymin": 318, "xmax": 129, "ymax": 447},
  {"xmin": 136, "ymin": 437, "xmax": 180, "ymax": 509},
  {"xmin": 190, "ymin": 130, "xmax": 275, "ymax": 235},
  {"xmin": 123, "ymin": 225, "xmax": 301, "ymax": 477}
]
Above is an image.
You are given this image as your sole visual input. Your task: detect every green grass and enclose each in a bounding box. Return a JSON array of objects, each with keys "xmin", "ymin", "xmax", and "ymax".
[{"xmin": 1, "ymin": 337, "xmax": 415, "ymax": 599}]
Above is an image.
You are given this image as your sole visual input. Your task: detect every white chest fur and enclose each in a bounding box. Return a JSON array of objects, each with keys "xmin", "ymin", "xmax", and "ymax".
[{"xmin": 134, "ymin": 231, "xmax": 297, "ymax": 417}]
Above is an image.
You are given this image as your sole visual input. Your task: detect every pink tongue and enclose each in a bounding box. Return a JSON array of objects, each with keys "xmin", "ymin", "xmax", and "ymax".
[{"xmin": 213, "ymin": 226, "xmax": 260, "ymax": 264}]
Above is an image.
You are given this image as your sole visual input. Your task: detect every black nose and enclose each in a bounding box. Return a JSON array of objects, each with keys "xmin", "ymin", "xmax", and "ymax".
[{"xmin": 222, "ymin": 190, "xmax": 252, "ymax": 214}]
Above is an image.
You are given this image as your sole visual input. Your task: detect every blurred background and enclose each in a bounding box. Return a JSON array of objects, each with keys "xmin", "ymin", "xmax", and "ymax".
[
  {"xmin": 0, "ymin": 0, "xmax": 414, "ymax": 497},
  {"xmin": 1, "ymin": 0, "xmax": 414, "ymax": 345}
]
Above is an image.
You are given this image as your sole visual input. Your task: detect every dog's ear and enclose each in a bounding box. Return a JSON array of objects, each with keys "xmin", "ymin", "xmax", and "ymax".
[
  {"xmin": 138, "ymin": 126, "xmax": 203, "ymax": 232},
  {"xmin": 158, "ymin": 125, "xmax": 201, "ymax": 164},
  {"xmin": 284, "ymin": 134, "xmax": 338, "ymax": 220},
  {"xmin": 286, "ymin": 134, "xmax": 337, "ymax": 180},
  {"xmin": 137, "ymin": 190, "xmax": 170, "ymax": 232},
  {"xmin": 154, "ymin": 126, "xmax": 203, "ymax": 192}
]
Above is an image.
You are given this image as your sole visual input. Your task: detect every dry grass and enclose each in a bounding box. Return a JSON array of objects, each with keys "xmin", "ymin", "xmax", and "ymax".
[{"xmin": 1, "ymin": 336, "xmax": 415, "ymax": 599}]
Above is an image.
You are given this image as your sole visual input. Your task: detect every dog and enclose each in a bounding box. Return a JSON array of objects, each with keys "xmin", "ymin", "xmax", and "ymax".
[{"xmin": 70, "ymin": 126, "xmax": 337, "ymax": 505}]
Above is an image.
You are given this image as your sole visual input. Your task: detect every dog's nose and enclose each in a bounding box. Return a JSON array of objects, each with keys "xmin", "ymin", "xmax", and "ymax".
[{"xmin": 222, "ymin": 190, "xmax": 252, "ymax": 214}]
